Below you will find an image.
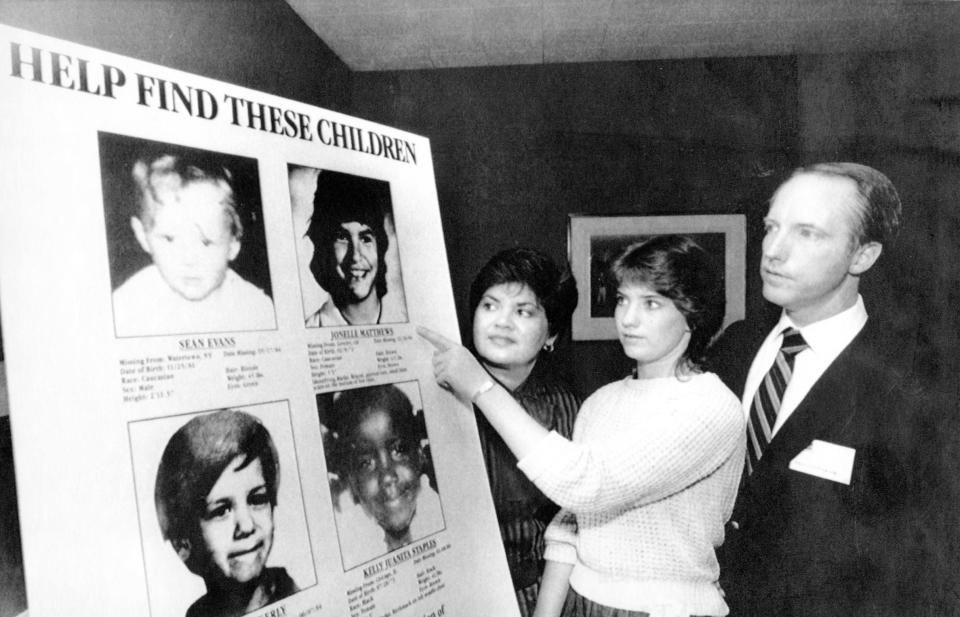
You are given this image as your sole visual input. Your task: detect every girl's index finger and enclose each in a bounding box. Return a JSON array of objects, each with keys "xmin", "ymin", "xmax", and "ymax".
[{"xmin": 416, "ymin": 326, "xmax": 452, "ymax": 351}]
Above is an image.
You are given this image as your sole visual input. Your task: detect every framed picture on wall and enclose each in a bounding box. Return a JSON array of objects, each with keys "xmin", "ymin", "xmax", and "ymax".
[{"xmin": 568, "ymin": 213, "xmax": 746, "ymax": 341}]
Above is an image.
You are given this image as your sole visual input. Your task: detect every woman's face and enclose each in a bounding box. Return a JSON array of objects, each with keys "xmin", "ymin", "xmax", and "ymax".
[
  {"xmin": 472, "ymin": 282, "xmax": 552, "ymax": 372},
  {"xmin": 196, "ymin": 456, "xmax": 274, "ymax": 585},
  {"xmin": 345, "ymin": 408, "xmax": 422, "ymax": 541},
  {"xmin": 614, "ymin": 282, "xmax": 691, "ymax": 378}
]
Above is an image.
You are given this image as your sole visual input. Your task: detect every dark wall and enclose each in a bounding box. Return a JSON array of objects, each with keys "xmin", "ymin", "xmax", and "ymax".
[
  {"xmin": 0, "ymin": 0, "xmax": 352, "ymax": 111},
  {"xmin": 797, "ymin": 51, "xmax": 960, "ymax": 401},
  {"xmin": 352, "ymin": 58, "xmax": 799, "ymax": 395},
  {"xmin": 795, "ymin": 52, "xmax": 960, "ymax": 611}
]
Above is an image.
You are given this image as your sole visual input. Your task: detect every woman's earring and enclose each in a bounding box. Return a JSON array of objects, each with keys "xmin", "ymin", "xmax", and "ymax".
[{"xmin": 542, "ymin": 342, "xmax": 554, "ymax": 353}]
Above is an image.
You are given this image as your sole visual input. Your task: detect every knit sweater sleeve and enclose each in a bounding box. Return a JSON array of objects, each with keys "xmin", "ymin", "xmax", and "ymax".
[
  {"xmin": 517, "ymin": 374, "xmax": 743, "ymax": 514},
  {"xmin": 542, "ymin": 507, "xmax": 578, "ymax": 565}
]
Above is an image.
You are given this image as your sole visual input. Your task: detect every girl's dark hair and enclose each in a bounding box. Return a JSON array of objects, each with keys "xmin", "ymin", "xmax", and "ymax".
[
  {"xmin": 469, "ymin": 248, "xmax": 578, "ymax": 338},
  {"xmin": 154, "ymin": 409, "xmax": 279, "ymax": 572},
  {"xmin": 328, "ymin": 383, "xmax": 419, "ymax": 440},
  {"xmin": 326, "ymin": 384, "xmax": 427, "ymax": 480},
  {"xmin": 306, "ymin": 170, "xmax": 391, "ymax": 301},
  {"xmin": 609, "ymin": 235, "xmax": 724, "ymax": 372}
]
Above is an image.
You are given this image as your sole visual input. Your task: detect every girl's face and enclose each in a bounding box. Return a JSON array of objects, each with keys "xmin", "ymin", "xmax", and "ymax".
[
  {"xmin": 196, "ymin": 456, "xmax": 274, "ymax": 586},
  {"xmin": 614, "ymin": 282, "xmax": 691, "ymax": 379},
  {"xmin": 331, "ymin": 221, "xmax": 379, "ymax": 303},
  {"xmin": 133, "ymin": 182, "xmax": 240, "ymax": 302},
  {"xmin": 472, "ymin": 282, "xmax": 553, "ymax": 372},
  {"xmin": 346, "ymin": 408, "xmax": 422, "ymax": 541}
]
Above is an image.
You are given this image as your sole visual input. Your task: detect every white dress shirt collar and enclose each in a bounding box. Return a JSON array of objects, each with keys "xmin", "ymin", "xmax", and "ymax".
[
  {"xmin": 743, "ymin": 295, "xmax": 868, "ymax": 435},
  {"xmin": 776, "ymin": 294, "xmax": 868, "ymax": 359}
]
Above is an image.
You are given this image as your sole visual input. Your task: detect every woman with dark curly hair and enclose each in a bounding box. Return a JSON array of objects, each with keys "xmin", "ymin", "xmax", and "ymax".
[{"xmin": 467, "ymin": 248, "xmax": 581, "ymax": 617}]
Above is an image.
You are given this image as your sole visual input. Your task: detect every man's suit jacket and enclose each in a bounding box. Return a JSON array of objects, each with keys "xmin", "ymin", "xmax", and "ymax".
[{"xmin": 710, "ymin": 319, "xmax": 940, "ymax": 617}]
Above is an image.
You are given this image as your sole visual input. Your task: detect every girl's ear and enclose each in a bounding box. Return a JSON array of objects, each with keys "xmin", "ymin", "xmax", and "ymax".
[{"xmin": 173, "ymin": 538, "xmax": 192, "ymax": 564}]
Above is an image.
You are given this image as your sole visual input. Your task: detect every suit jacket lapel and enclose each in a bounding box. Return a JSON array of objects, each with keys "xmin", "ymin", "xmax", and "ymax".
[
  {"xmin": 767, "ymin": 356, "xmax": 859, "ymax": 454},
  {"xmin": 741, "ymin": 331, "xmax": 867, "ymax": 491}
]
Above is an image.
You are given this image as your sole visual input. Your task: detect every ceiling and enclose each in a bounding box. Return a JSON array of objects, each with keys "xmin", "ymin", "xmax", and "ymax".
[{"xmin": 285, "ymin": 0, "xmax": 960, "ymax": 72}]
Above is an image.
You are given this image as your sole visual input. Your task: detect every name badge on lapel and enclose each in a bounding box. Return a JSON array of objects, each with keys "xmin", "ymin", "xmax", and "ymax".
[{"xmin": 788, "ymin": 439, "xmax": 856, "ymax": 485}]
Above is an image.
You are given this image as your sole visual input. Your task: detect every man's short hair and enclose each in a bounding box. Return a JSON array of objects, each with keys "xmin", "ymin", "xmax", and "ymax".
[
  {"xmin": 789, "ymin": 162, "xmax": 902, "ymax": 246},
  {"xmin": 305, "ymin": 170, "xmax": 390, "ymax": 300},
  {"xmin": 154, "ymin": 409, "xmax": 279, "ymax": 567}
]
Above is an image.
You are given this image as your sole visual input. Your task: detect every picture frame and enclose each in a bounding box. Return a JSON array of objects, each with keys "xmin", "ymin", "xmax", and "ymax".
[{"xmin": 568, "ymin": 213, "xmax": 746, "ymax": 341}]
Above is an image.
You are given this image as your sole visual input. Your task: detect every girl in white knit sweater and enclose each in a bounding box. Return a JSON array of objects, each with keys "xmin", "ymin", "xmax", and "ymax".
[{"xmin": 420, "ymin": 235, "xmax": 745, "ymax": 617}]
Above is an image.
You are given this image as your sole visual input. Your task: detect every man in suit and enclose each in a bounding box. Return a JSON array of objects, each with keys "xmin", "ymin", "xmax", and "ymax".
[{"xmin": 714, "ymin": 162, "xmax": 941, "ymax": 616}]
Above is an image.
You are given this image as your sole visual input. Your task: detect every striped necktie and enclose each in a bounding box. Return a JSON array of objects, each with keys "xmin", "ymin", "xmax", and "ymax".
[{"xmin": 746, "ymin": 327, "xmax": 808, "ymax": 474}]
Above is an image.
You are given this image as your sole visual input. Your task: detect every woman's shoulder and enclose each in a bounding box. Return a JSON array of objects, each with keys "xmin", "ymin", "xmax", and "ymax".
[
  {"xmin": 516, "ymin": 362, "xmax": 582, "ymax": 434},
  {"xmin": 517, "ymin": 359, "xmax": 581, "ymax": 402},
  {"xmin": 581, "ymin": 375, "xmax": 635, "ymax": 402},
  {"xmin": 682, "ymin": 372, "xmax": 744, "ymax": 426},
  {"xmin": 596, "ymin": 372, "xmax": 739, "ymax": 408},
  {"xmin": 682, "ymin": 371, "xmax": 740, "ymax": 400},
  {"xmin": 689, "ymin": 370, "xmax": 738, "ymax": 393}
]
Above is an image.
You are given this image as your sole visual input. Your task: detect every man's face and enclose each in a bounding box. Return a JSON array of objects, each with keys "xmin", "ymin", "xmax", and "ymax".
[
  {"xmin": 332, "ymin": 221, "xmax": 379, "ymax": 302},
  {"xmin": 346, "ymin": 408, "xmax": 422, "ymax": 541},
  {"xmin": 132, "ymin": 182, "xmax": 240, "ymax": 302},
  {"xmin": 195, "ymin": 456, "xmax": 274, "ymax": 586},
  {"xmin": 760, "ymin": 173, "xmax": 876, "ymax": 325}
]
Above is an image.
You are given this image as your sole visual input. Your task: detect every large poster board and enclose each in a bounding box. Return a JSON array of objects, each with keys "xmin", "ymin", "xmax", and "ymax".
[{"xmin": 0, "ymin": 24, "xmax": 518, "ymax": 617}]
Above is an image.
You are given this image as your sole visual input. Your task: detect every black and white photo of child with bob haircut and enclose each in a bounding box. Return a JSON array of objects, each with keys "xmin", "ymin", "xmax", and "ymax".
[
  {"xmin": 129, "ymin": 403, "xmax": 316, "ymax": 617},
  {"xmin": 288, "ymin": 166, "xmax": 408, "ymax": 328},
  {"xmin": 101, "ymin": 132, "xmax": 275, "ymax": 337},
  {"xmin": 317, "ymin": 381, "xmax": 444, "ymax": 570}
]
